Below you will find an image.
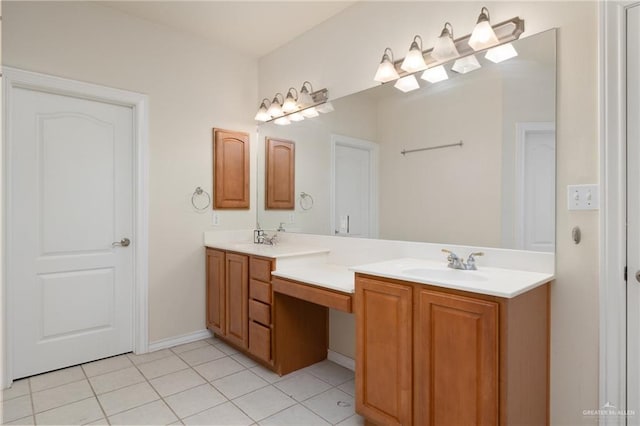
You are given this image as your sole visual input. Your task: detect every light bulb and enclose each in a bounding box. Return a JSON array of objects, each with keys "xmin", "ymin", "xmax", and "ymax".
[
  {"xmin": 432, "ymin": 23, "xmax": 459, "ymax": 62},
  {"xmin": 401, "ymin": 36, "xmax": 427, "ymax": 72},
  {"xmin": 282, "ymin": 89, "xmax": 298, "ymax": 113},
  {"xmin": 468, "ymin": 7, "xmax": 499, "ymax": 51},
  {"xmin": 374, "ymin": 48, "xmax": 400, "ymax": 83},
  {"xmin": 254, "ymin": 100, "xmax": 270, "ymax": 121},
  {"xmin": 266, "ymin": 95, "xmax": 283, "ymax": 117}
]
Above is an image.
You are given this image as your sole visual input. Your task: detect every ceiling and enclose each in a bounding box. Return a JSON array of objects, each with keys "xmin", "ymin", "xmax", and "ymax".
[{"xmin": 100, "ymin": 1, "xmax": 356, "ymax": 58}]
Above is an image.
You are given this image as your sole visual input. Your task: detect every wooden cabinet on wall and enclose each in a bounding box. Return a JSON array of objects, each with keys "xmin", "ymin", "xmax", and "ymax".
[
  {"xmin": 213, "ymin": 128, "xmax": 250, "ymax": 209},
  {"xmin": 355, "ymin": 274, "xmax": 550, "ymax": 426},
  {"xmin": 265, "ymin": 138, "xmax": 295, "ymax": 210}
]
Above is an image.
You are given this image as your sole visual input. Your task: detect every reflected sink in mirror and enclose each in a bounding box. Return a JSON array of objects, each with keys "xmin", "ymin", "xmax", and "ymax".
[{"xmin": 402, "ymin": 267, "xmax": 488, "ymax": 282}]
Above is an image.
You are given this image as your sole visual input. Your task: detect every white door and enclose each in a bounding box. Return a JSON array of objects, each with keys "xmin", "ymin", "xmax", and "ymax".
[
  {"xmin": 8, "ymin": 82, "xmax": 135, "ymax": 379},
  {"xmin": 516, "ymin": 123, "xmax": 556, "ymax": 252},
  {"xmin": 627, "ymin": 4, "xmax": 640, "ymax": 423},
  {"xmin": 331, "ymin": 136, "xmax": 378, "ymax": 238}
]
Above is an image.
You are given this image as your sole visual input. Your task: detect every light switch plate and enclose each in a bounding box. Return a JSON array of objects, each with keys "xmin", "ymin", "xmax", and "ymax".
[
  {"xmin": 212, "ymin": 211, "xmax": 221, "ymax": 226},
  {"xmin": 567, "ymin": 184, "xmax": 599, "ymax": 210}
]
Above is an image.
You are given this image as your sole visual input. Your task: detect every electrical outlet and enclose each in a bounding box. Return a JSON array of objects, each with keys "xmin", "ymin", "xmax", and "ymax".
[
  {"xmin": 288, "ymin": 213, "xmax": 295, "ymax": 223},
  {"xmin": 212, "ymin": 211, "xmax": 221, "ymax": 226},
  {"xmin": 567, "ymin": 184, "xmax": 599, "ymax": 210}
]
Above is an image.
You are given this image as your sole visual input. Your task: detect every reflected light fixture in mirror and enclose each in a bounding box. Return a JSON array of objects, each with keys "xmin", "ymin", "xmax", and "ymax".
[
  {"xmin": 274, "ymin": 116, "xmax": 291, "ymax": 126},
  {"xmin": 374, "ymin": 48, "xmax": 400, "ymax": 82},
  {"xmin": 452, "ymin": 54, "xmax": 481, "ymax": 74},
  {"xmin": 468, "ymin": 7, "xmax": 499, "ymax": 50},
  {"xmin": 432, "ymin": 23, "xmax": 459, "ymax": 61},
  {"xmin": 485, "ymin": 43, "xmax": 518, "ymax": 63},
  {"xmin": 421, "ymin": 65, "xmax": 448, "ymax": 83},
  {"xmin": 401, "ymin": 36, "xmax": 427, "ymax": 72},
  {"xmin": 394, "ymin": 75, "xmax": 420, "ymax": 92}
]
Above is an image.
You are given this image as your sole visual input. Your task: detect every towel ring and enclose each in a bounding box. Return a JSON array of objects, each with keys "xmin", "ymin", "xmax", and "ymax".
[
  {"xmin": 299, "ymin": 192, "xmax": 314, "ymax": 210},
  {"xmin": 192, "ymin": 187, "xmax": 211, "ymax": 211}
]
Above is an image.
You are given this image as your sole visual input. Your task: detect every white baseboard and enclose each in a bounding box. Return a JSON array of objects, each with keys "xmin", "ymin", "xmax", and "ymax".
[
  {"xmin": 147, "ymin": 329, "xmax": 213, "ymax": 353},
  {"xmin": 327, "ymin": 350, "xmax": 355, "ymax": 372}
]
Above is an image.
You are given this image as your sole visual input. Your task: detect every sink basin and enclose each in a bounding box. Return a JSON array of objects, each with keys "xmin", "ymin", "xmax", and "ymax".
[{"xmin": 402, "ymin": 267, "xmax": 488, "ymax": 282}]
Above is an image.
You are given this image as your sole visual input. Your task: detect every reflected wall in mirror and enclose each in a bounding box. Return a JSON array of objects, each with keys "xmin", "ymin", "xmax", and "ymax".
[{"xmin": 257, "ymin": 29, "xmax": 556, "ymax": 252}]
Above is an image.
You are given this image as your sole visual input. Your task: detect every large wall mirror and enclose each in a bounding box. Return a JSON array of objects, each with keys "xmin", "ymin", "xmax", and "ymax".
[{"xmin": 257, "ymin": 29, "xmax": 556, "ymax": 252}]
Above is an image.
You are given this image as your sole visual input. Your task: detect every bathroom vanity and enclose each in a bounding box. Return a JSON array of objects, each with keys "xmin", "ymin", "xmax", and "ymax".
[
  {"xmin": 351, "ymin": 260, "xmax": 550, "ymax": 426},
  {"xmin": 204, "ymin": 232, "xmax": 553, "ymax": 425}
]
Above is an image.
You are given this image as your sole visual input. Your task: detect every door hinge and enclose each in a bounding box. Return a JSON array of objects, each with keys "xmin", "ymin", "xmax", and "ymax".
[{"xmin": 624, "ymin": 266, "xmax": 628, "ymax": 281}]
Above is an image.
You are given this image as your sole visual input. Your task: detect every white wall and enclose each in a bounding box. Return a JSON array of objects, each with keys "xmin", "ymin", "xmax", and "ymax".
[
  {"xmin": 2, "ymin": 1, "xmax": 258, "ymax": 342},
  {"xmin": 259, "ymin": 2, "xmax": 599, "ymax": 424}
]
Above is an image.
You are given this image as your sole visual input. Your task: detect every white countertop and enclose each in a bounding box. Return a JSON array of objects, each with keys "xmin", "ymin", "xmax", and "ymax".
[
  {"xmin": 349, "ymin": 258, "xmax": 554, "ymax": 298},
  {"xmin": 206, "ymin": 242, "xmax": 330, "ymax": 259},
  {"xmin": 272, "ymin": 264, "xmax": 355, "ymax": 294}
]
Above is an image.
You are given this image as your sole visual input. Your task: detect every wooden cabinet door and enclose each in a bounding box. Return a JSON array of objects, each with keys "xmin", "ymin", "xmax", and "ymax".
[
  {"xmin": 355, "ymin": 276, "xmax": 412, "ymax": 426},
  {"xmin": 206, "ymin": 249, "xmax": 225, "ymax": 335},
  {"xmin": 415, "ymin": 289, "xmax": 498, "ymax": 426},
  {"xmin": 213, "ymin": 128, "xmax": 250, "ymax": 209},
  {"xmin": 225, "ymin": 253, "xmax": 249, "ymax": 349},
  {"xmin": 265, "ymin": 138, "xmax": 295, "ymax": 210}
]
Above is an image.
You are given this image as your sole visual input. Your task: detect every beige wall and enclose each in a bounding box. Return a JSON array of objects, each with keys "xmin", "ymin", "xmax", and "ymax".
[
  {"xmin": 2, "ymin": 1, "xmax": 258, "ymax": 342},
  {"xmin": 259, "ymin": 2, "xmax": 599, "ymax": 424}
]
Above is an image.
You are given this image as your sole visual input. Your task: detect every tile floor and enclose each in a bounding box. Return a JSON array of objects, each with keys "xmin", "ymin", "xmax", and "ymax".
[{"xmin": 1, "ymin": 337, "xmax": 364, "ymax": 425}]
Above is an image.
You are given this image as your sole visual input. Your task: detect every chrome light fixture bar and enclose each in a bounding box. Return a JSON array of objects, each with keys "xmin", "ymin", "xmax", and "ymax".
[
  {"xmin": 255, "ymin": 81, "xmax": 331, "ymax": 124},
  {"xmin": 373, "ymin": 12, "xmax": 524, "ymax": 90}
]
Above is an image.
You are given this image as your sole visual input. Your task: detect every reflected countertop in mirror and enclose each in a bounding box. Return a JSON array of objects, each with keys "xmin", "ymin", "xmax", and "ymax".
[{"xmin": 256, "ymin": 29, "xmax": 557, "ymax": 253}]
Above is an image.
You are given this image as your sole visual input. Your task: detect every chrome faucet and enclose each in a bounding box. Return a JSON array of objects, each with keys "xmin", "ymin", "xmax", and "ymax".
[
  {"xmin": 441, "ymin": 249, "xmax": 484, "ymax": 270},
  {"xmin": 277, "ymin": 222, "xmax": 286, "ymax": 232},
  {"xmin": 263, "ymin": 233, "xmax": 278, "ymax": 246}
]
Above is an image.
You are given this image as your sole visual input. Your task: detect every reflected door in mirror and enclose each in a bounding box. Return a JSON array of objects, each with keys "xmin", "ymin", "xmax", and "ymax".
[{"xmin": 265, "ymin": 138, "xmax": 295, "ymax": 210}]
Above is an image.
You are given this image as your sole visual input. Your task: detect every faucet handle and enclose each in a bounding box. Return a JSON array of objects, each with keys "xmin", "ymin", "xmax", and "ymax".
[
  {"xmin": 468, "ymin": 251, "xmax": 484, "ymax": 258},
  {"xmin": 441, "ymin": 248, "xmax": 456, "ymax": 256}
]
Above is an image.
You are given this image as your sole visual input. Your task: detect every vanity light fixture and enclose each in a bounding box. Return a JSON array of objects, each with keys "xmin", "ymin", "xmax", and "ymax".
[
  {"xmin": 254, "ymin": 98, "xmax": 271, "ymax": 122},
  {"xmin": 421, "ymin": 65, "xmax": 449, "ymax": 83},
  {"xmin": 485, "ymin": 43, "xmax": 518, "ymax": 63},
  {"xmin": 266, "ymin": 93, "xmax": 284, "ymax": 117},
  {"xmin": 255, "ymin": 81, "xmax": 331, "ymax": 123},
  {"xmin": 372, "ymin": 10, "xmax": 524, "ymax": 92},
  {"xmin": 452, "ymin": 54, "xmax": 482, "ymax": 74},
  {"xmin": 297, "ymin": 81, "xmax": 315, "ymax": 107},
  {"xmin": 432, "ymin": 23, "xmax": 459, "ymax": 62},
  {"xmin": 374, "ymin": 48, "xmax": 400, "ymax": 83},
  {"xmin": 394, "ymin": 75, "xmax": 421, "ymax": 92},
  {"xmin": 468, "ymin": 7, "xmax": 500, "ymax": 51},
  {"xmin": 282, "ymin": 88, "xmax": 299, "ymax": 113},
  {"xmin": 401, "ymin": 36, "xmax": 427, "ymax": 72}
]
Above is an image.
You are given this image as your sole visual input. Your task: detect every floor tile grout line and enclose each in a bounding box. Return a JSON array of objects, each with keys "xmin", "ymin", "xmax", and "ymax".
[
  {"xmin": 124, "ymin": 357, "xmax": 183, "ymax": 423},
  {"xmin": 27, "ymin": 375, "xmax": 36, "ymax": 425},
  {"xmin": 81, "ymin": 361, "xmax": 111, "ymax": 425}
]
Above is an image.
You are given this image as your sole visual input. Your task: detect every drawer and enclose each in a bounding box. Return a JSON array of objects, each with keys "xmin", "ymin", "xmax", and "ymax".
[
  {"xmin": 250, "ymin": 257, "xmax": 273, "ymax": 282},
  {"xmin": 249, "ymin": 321, "xmax": 271, "ymax": 363},
  {"xmin": 249, "ymin": 299, "xmax": 271, "ymax": 326},
  {"xmin": 250, "ymin": 279, "xmax": 272, "ymax": 304},
  {"xmin": 272, "ymin": 277, "xmax": 353, "ymax": 313}
]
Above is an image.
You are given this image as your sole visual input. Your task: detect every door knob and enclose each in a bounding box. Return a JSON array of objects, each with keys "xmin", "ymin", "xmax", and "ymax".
[
  {"xmin": 112, "ymin": 238, "xmax": 131, "ymax": 247},
  {"xmin": 636, "ymin": 270, "xmax": 640, "ymax": 283}
]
